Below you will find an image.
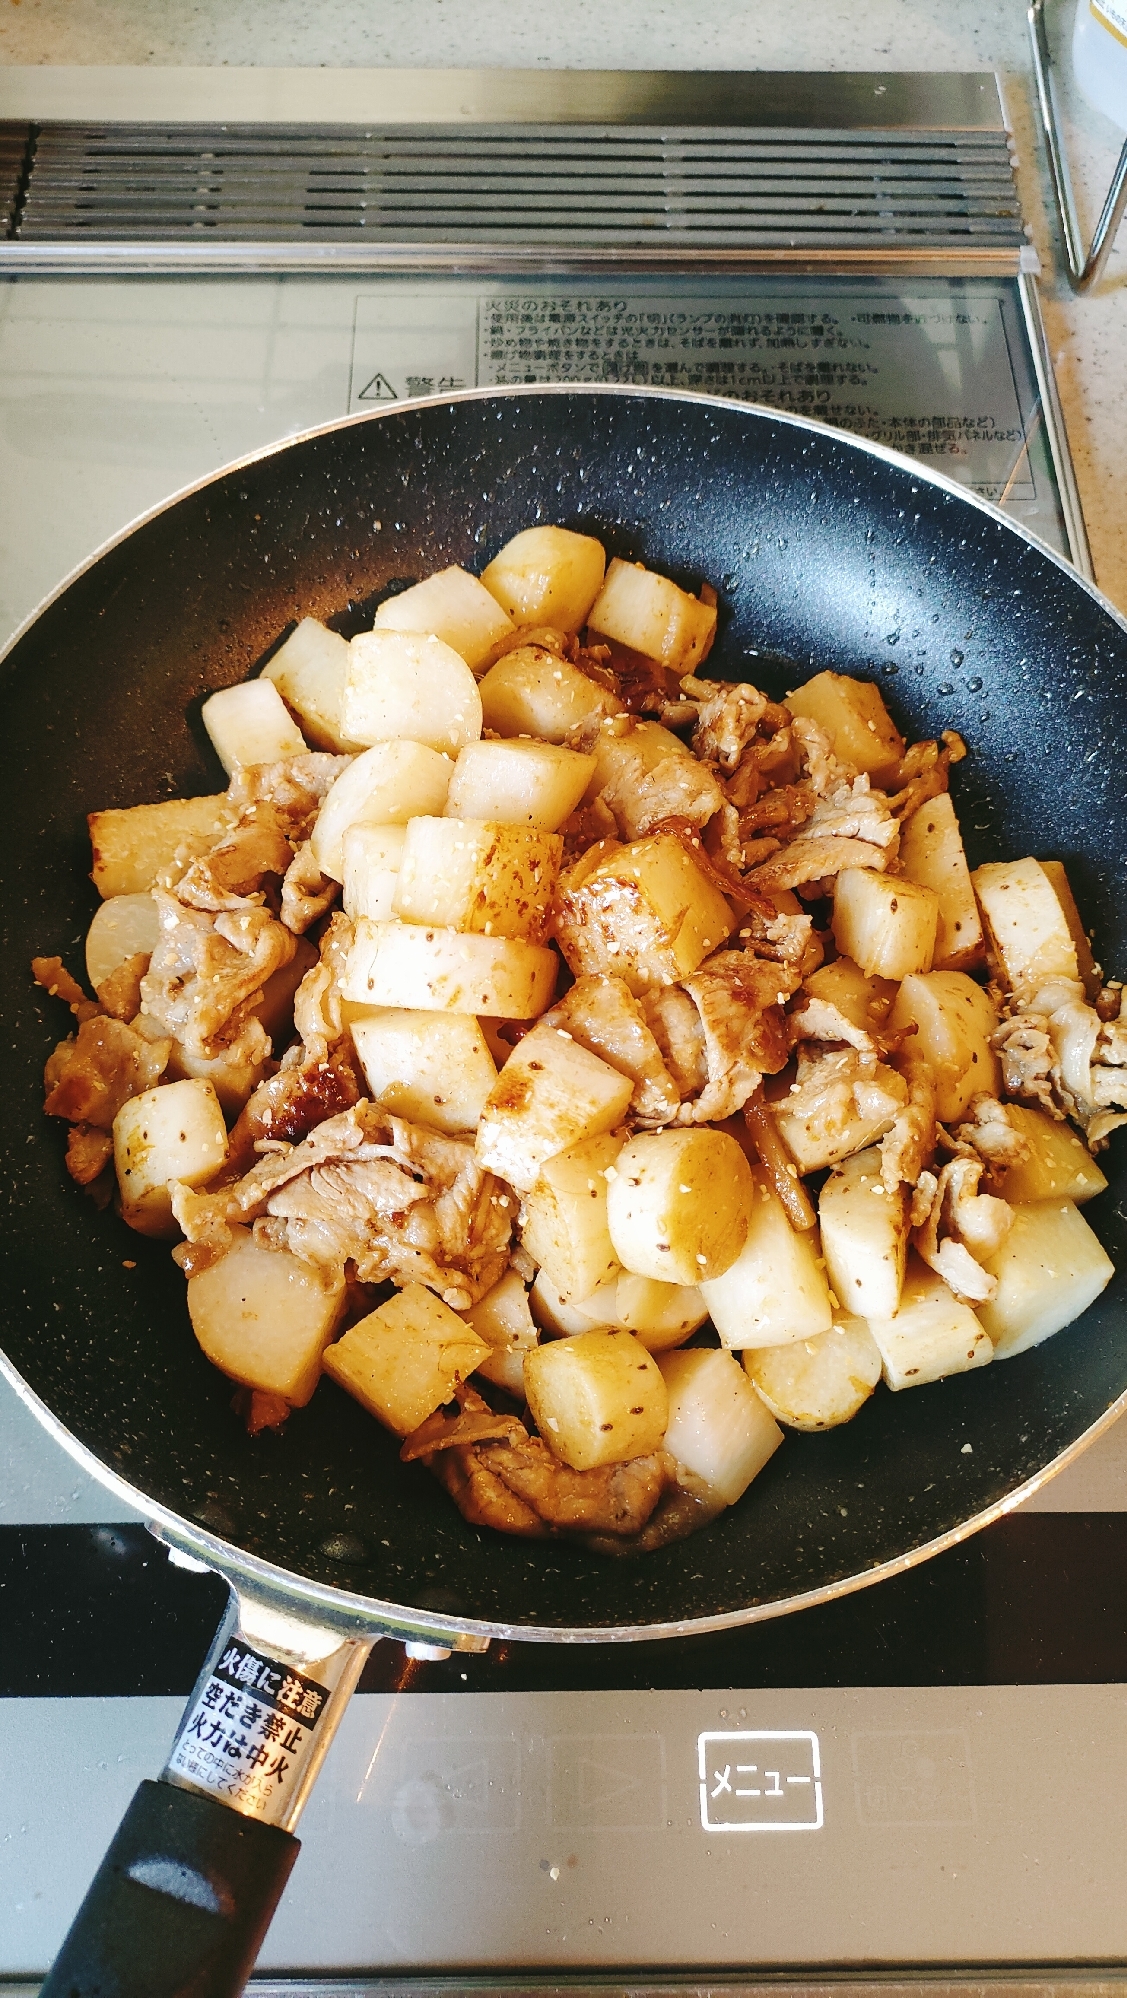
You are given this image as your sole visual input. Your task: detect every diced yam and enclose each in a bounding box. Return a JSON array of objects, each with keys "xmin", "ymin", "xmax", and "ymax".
[
  {"xmin": 977, "ymin": 1199, "xmax": 1114, "ymax": 1359},
  {"xmin": 659, "ymin": 1347, "xmax": 783, "ymax": 1506},
  {"xmin": 86, "ymin": 891, "xmax": 160, "ymax": 989},
  {"xmin": 800, "ymin": 955, "xmax": 897, "ymax": 1029},
  {"xmin": 606, "ymin": 1128, "xmax": 753, "ymax": 1285},
  {"xmin": 784, "ymin": 671, "xmax": 905, "ymax": 781},
  {"xmin": 342, "ymin": 919, "xmax": 556, "ymax": 1019},
  {"xmin": 772, "ymin": 1053, "xmax": 908, "ymax": 1175},
  {"xmin": 866, "ymin": 1255, "xmax": 992, "ymax": 1390},
  {"xmin": 187, "ymin": 1233, "xmax": 346, "ymax": 1405},
  {"xmin": 113, "ymin": 1077, "xmax": 228, "ymax": 1238},
  {"xmin": 583, "ymin": 718, "xmax": 693, "ymax": 799},
  {"xmin": 899, "ymin": 791, "xmax": 984, "ymax": 971},
  {"xmin": 581, "ymin": 716, "xmax": 723, "ymax": 833},
  {"xmin": 481, "ymin": 525, "xmax": 607, "ymax": 633},
  {"xmin": 554, "ymin": 833, "xmax": 735, "ymax": 992},
  {"xmin": 201, "ymin": 679, "xmax": 307, "ymax": 775},
  {"xmin": 323, "ymin": 1283, "xmax": 490, "ymax": 1436},
  {"xmin": 165, "ymin": 1035, "xmax": 269, "ymax": 1117},
  {"xmin": 524, "ymin": 1327, "xmax": 668, "ymax": 1471},
  {"xmin": 463, "ymin": 1270, "xmax": 539, "ymax": 1397},
  {"xmin": 521, "ymin": 1131, "xmax": 624, "ymax": 1302},
  {"xmin": 476, "ymin": 1021, "xmax": 633, "ymax": 1191},
  {"xmin": 700, "ymin": 1164, "xmax": 833, "ymax": 1347},
  {"xmin": 615, "ymin": 1275, "xmax": 708, "ymax": 1352},
  {"xmin": 587, "ymin": 557, "xmax": 717, "ymax": 672},
  {"xmin": 1039, "ymin": 860, "xmax": 1101, "ymax": 1001},
  {"xmin": 529, "ymin": 1269, "xmax": 620, "ymax": 1337},
  {"xmin": 341, "ymin": 631, "xmax": 482, "ymax": 756},
  {"xmin": 743, "ymin": 1315, "xmax": 882, "ymax": 1430},
  {"xmin": 887, "ymin": 970, "xmax": 1000, "ymax": 1123},
  {"xmin": 445, "ymin": 739, "xmax": 596, "ymax": 831},
  {"xmin": 262, "ymin": 617, "xmax": 357, "ymax": 752},
  {"xmin": 972, "ymin": 856, "xmax": 1080, "ymax": 999},
  {"xmin": 832, "ymin": 867, "xmax": 938, "ymax": 980},
  {"xmin": 371, "ymin": 564, "xmax": 514, "ymax": 673},
  {"xmin": 1001, "ymin": 1103, "xmax": 1108, "ymax": 1205},
  {"xmin": 349, "ymin": 1008, "xmax": 498, "ymax": 1134},
  {"xmin": 819, "ymin": 1145, "xmax": 909, "ymax": 1320},
  {"xmin": 478, "ymin": 644, "xmax": 623, "ymax": 742},
  {"xmin": 342, "ymin": 823, "xmax": 407, "ymax": 921},
  {"xmin": 89, "ymin": 794, "xmax": 235, "ymax": 899},
  {"xmin": 310, "ymin": 741, "xmax": 452, "ymax": 881},
  {"xmin": 394, "ymin": 817, "xmax": 561, "ymax": 942}
]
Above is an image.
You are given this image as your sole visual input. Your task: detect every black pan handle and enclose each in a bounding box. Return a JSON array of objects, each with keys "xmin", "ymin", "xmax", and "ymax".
[{"xmin": 39, "ymin": 1778, "xmax": 298, "ymax": 1998}]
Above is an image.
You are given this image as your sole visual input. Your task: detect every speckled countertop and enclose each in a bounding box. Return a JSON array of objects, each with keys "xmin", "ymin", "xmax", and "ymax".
[{"xmin": 1, "ymin": 0, "xmax": 1124, "ymax": 603}]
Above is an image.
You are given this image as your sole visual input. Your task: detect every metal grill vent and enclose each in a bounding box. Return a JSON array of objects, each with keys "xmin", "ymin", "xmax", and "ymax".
[
  {"xmin": 3, "ymin": 121, "xmax": 1026, "ymax": 261},
  {"xmin": 0, "ymin": 122, "xmax": 30, "ymax": 237}
]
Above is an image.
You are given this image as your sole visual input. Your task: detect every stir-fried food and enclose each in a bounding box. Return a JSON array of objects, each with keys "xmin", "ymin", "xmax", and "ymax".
[{"xmin": 33, "ymin": 525, "xmax": 1119, "ymax": 1554}]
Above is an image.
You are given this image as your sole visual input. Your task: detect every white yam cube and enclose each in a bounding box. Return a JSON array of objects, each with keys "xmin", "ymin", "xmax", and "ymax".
[
  {"xmin": 972, "ymin": 856, "xmax": 1080, "ymax": 999},
  {"xmin": 587, "ymin": 557, "xmax": 716, "ymax": 671},
  {"xmin": 866, "ymin": 1255, "xmax": 992, "ymax": 1390},
  {"xmin": 341, "ymin": 918, "xmax": 557, "ymax": 1019},
  {"xmin": 445, "ymin": 739, "xmax": 596, "ymax": 831},
  {"xmin": 187, "ymin": 1234, "xmax": 346, "ymax": 1405},
  {"xmin": 615, "ymin": 1275, "xmax": 708, "ymax": 1352},
  {"xmin": 524, "ymin": 1327, "xmax": 668, "ymax": 1470},
  {"xmin": 606, "ymin": 1128, "xmax": 754, "ymax": 1285},
  {"xmin": 659, "ymin": 1347, "xmax": 783, "ymax": 1506},
  {"xmin": 349, "ymin": 1007, "xmax": 498, "ymax": 1134},
  {"xmin": 476, "ymin": 1021, "xmax": 633, "ymax": 1191},
  {"xmin": 1039, "ymin": 860, "xmax": 1101, "ymax": 1001},
  {"xmin": 262, "ymin": 617, "xmax": 357, "ymax": 752},
  {"xmin": 977, "ymin": 1199, "xmax": 1114, "ymax": 1359},
  {"xmin": 701, "ymin": 1166, "xmax": 834, "ymax": 1347},
  {"xmin": 463, "ymin": 1270, "xmax": 539, "ymax": 1397},
  {"xmin": 833, "ymin": 868, "xmax": 938, "ymax": 981},
  {"xmin": 394, "ymin": 817, "xmax": 561, "ymax": 942},
  {"xmin": 113, "ymin": 1077, "xmax": 228, "ymax": 1238},
  {"xmin": 322, "ymin": 1282, "xmax": 491, "ymax": 1436},
  {"xmin": 887, "ymin": 970, "xmax": 1000, "ymax": 1123},
  {"xmin": 478, "ymin": 644, "xmax": 623, "ymax": 742},
  {"xmin": 819, "ymin": 1145, "xmax": 909, "ymax": 1320},
  {"xmin": 86, "ymin": 891, "xmax": 160, "ymax": 990},
  {"xmin": 89, "ymin": 794, "xmax": 235, "ymax": 899},
  {"xmin": 341, "ymin": 823, "xmax": 407, "ymax": 921},
  {"xmin": 164, "ymin": 1035, "xmax": 270, "ymax": 1118},
  {"xmin": 521, "ymin": 1130, "xmax": 624, "ymax": 1302},
  {"xmin": 743, "ymin": 1316, "xmax": 882, "ymax": 1429},
  {"xmin": 784, "ymin": 671, "xmax": 905, "ymax": 782},
  {"xmin": 372, "ymin": 565, "xmax": 514, "ymax": 673},
  {"xmin": 341, "ymin": 631, "xmax": 482, "ymax": 756},
  {"xmin": 481, "ymin": 525, "xmax": 607, "ymax": 633},
  {"xmin": 1001, "ymin": 1103, "xmax": 1108, "ymax": 1205},
  {"xmin": 899, "ymin": 791, "xmax": 984, "ymax": 972},
  {"xmin": 801, "ymin": 955, "xmax": 897, "ymax": 1031},
  {"xmin": 554, "ymin": 833, "xmax": 735, "ymax": 991},
  {"xmin": 529, "ymin": 1269, "xmax": 621, "ymax": 1337},
  {"xmin": 201, "ymin": 679, "xmax": 307, "ymax": 775},
  {"xmin": 310, "ymin": 741, "xmax": 452, "ymax": 881}
]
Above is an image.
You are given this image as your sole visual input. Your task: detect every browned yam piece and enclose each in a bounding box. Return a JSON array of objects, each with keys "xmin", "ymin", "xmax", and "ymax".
[
  {"xmin": 232, "ymin": 1386, "xmax": 291, "ymax": 1435},
  {"xmin": 96, "ymin": 952, "xmax": 151, "ymax": 1023},
  {"xmin": 645, "ymin": 814, "xmax": 765, "ymax": 913},
  {"xmin": 400, "ymin": 1400, "xmax": 528, "ymax": 1462},
  {"xmin": 31, "ymin": 955, "xmax": 101, "ymax": 1024},
  {"xmin": 585, "ymin": 1476, "xmax": 726, "ymax": 1556},
  {"xmin": 65, "ymin": 1122, "xmax": 114, "ymax": 1185},
  {"xmin": 429, "ymin": 1444, "xmax": 548, "ymax": 1537},
  {"xmin": 746, "ymin": 835, "xmax": 891, "ymax": 892},
  {"xmin": 89, "ymin": 794, "xmax": 235, "ymax": 899},
  {"xmin": 44, "ymin": 1016, "xmax": 172, "ymax": 1129},
  {"xmin": 742, "ymin": 1094, "xmax": 816, "ymax": 1230},
  {"xmin": 484, "ymin": 1436, "xmax": 671, "ymax": 1536}
]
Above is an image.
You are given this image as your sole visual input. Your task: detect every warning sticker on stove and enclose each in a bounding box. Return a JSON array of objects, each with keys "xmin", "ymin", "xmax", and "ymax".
[
  {"xmin": 165, "ymin": 1637, "xmax": 330, "ymax": 1821},
  {"xmin": 349, "ymin": 285, "xmax": 1035, "ymax": 503}
]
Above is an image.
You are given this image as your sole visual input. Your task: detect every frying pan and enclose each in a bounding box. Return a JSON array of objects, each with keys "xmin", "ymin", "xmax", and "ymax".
[{"xmin": 4, "ymin": 385, "xmax": 1127, "ymax": 1995}]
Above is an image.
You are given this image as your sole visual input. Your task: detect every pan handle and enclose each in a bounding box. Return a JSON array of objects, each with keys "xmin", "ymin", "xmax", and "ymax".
[{"xmin": 40, "ymin": 1583, "xmax": 374, "ymax": 1998}]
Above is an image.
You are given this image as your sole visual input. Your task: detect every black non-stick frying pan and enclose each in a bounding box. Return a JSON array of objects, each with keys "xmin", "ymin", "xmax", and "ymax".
[{"xmin": 4, "ymin": 386, "xmax": 1127, "ymax": 1995}]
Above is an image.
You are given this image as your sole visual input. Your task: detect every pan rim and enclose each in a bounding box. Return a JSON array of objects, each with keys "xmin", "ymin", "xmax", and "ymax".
[{"xmin": 4, "ymin": 380, "xmax": 1126, "ymax": 1646}]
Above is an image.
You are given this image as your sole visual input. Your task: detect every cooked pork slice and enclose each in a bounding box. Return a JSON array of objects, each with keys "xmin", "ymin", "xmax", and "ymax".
[
  {"xmin": 736, "ymin": 904, "xmax": 821, "ymax": 973},
  {"xmin": 140, "ymin": 892, "xmax": 296, "ymax": 1060},
  {"xmin": 225, "ymin": 753, "xmax": 353, "ymax": 843},
  {"xmin": 992, "ymin": 1011, "xmax": 1057, "ymax": 1115},
  {"xmin": 745, "ymin": 835, "xmax": 892, "ymax": 893},
  {"xmin": 773, "ymin": 1043, "xmax": 909, "ymax": 1172},
  {"xmin": 944, "ymin": 1095, "xmax": 1031, "ymax": 1176},
  {"xmin": 173, "ymin": 808, "xmax": 294, "ymax": 912},
  {"xmin": 281, "ymin": 839, "xmax": 338, "ymax": 934},
  {"xmin": 879, "ymin": 1060, "xmax": 938, "ymax": 1192},
  {"xmin": 427, "ymin": 1447, "xmax": 548, "ymax": 1537},
  {"xmin": 885, "ymin": 730, "xmax": 966, "ymax": 820},
  {"xmin": 642, "ymin": 986, "xmax": 709, "ymax": 1098},
  {"xmin": 790, "ymin": 713, "xmax": 857, "ymax": 796},
  {"xmin": 31, "ymin": 956, "xmax": 101, "ymax": 1024},
  {"xmin": 912, "ymin": 1154, "xmax": 1014, "ymax": 1303},
  {"xmin": 95, "ymin": 952, "xmax": 150, "ymax": 1023},
  {"xmin": 676, "ymin": 952, "xmax": 798, "ymax": 1123},
  {"xmin": 65, "ymin": 1122, "xmax": 114, "ymax": 1186},
  {"xmin": 43, "ymin": 1015, "xmax": 172, "ymax": 1128},
  {"xmin": 789, "ymin": 993, "xmax": 879, "ymax": 1055},
  {"xmin": 226, "ymin": 1051, "xmax": 361, "ymax": 1171},
  {"xmin": 291, "ymin": 912, "xmax": 355, "ymax": 1064},
  {"xmin": 545, "ymin": 974, "xmax": 680, "ymax": 1123},
  {"xmin": 682, "ymin": 677, "xmax": 788, "ymax": 772},
  {"xmin": 805, "ymin": 776, "xmax": 899, "ymax": 850}
]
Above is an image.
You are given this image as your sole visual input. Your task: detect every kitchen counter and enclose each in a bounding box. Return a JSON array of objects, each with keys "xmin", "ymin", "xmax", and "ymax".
[{"xmin": 1, "ymin": 0, "xmax": 1124, "ymax": 606}]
